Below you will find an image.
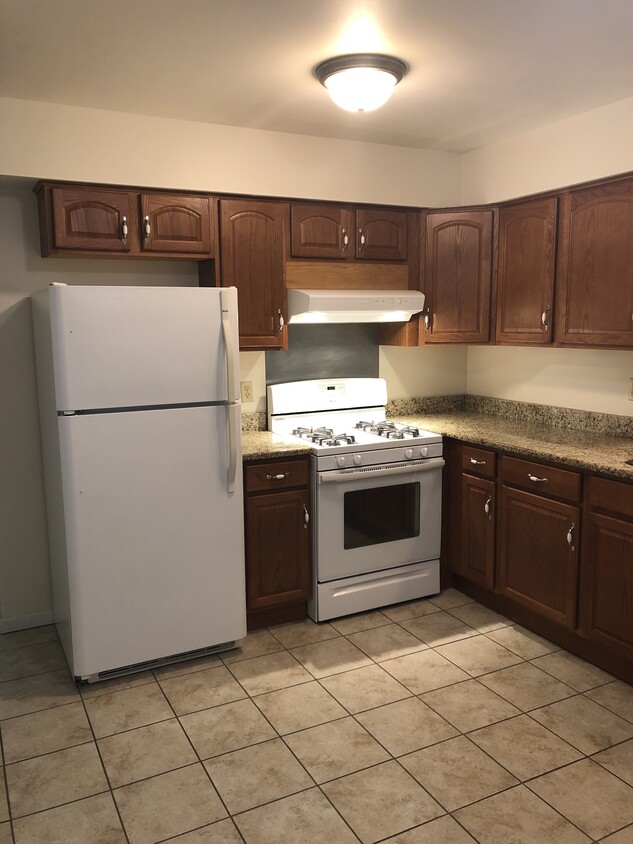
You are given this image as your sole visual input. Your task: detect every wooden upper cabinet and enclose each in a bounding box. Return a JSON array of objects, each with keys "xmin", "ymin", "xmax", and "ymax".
[
  {"xmin": 290, "ymin": 204, "xmax": 351, "ymax": 259},
  {"xmin": 289, "ymin": 204, "xmax": 408, "ymax": 262},
  {"xmin": 219, "ymin": 199, "xmax": 287, "ymax": 350},
  {"xmin": 556, "ymin": 180, "xmax": 633, "ymax": 347},
  {"xmin": 140, "ymin": 193, "xmax": 213, "ymax": 254},
  {"xmin": 355, "ymin": 208, "xmax": 407, "ymax": 261},
  {"xmin": 496, "ymin": 197, "xmax": 557, "ymax": 345},
  {"xmin": 51, "ymin": 187, "xmax": 133, "ymax": 252},
  {"xmin": 423, "ymin": 210, "xmax": 493, "ymax": 344}
]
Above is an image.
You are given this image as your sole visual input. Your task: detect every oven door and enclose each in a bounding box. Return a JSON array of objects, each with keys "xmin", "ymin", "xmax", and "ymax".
[{"xmin": 315, "ymin": 458, "xmax": 444, "ymax": 582}]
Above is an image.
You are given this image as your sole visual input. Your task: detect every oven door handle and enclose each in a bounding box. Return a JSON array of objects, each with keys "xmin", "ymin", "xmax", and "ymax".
[{"xmin": 318, "ymin": 457, "xmax": 445, "ymax": 484}]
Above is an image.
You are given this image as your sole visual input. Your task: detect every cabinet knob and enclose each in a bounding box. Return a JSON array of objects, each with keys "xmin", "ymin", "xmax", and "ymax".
[
  {"xmin": 143, "ymin": 215, "xmax": 151, "ymax": 244},
  {"xmin": 303, "ymin": 504, "xmax": 310, "ymax": 528},
  {"xmin": 484, "ymin": 496, "xmax": 493, "ymax": 519},
  {"xmin": 423, "ymin": 308, "xmax": 432, "ymax": 331},
  {"xmin": 120, "ymin": 216, "xmax": 128, "ymax": 245},
  {"xmin": 358, "ymin": 229, "xmax": 366, "ymax": 248},
  {"xmin": 278, "ymin": 309, "xmax": 285, "ymax": 334},
  {"xmin": 566, "ymin": 522, "xmax": 575, "ymax": 550},
  {"xmin": 342, "ymin": 229, "xmax": 349, "ymax": 251}
]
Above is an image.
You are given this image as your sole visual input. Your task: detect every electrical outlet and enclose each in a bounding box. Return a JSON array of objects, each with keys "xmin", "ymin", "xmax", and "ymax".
[{"xmin": 240, "ymin": 380, "xmax": 254, "ymax": 403}]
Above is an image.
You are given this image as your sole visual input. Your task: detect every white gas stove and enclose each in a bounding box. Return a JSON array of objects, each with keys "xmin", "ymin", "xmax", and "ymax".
[{"xmin": 267, "ymin": 378, "xmax": 443, "ymax": 621}]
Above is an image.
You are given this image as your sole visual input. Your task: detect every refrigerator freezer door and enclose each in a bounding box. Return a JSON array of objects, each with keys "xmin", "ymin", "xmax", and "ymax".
[
  {"xmin": 58, "ymin": 405, "xmax": 246, "ymax": 678},
  {"xmin": 49, "ymin": 285, "xmax": 239, "ymax": 411}
]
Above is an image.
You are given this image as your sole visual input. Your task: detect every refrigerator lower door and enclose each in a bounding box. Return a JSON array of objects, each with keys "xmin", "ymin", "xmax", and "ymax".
[{"xmin": 58, "ymin": 405, "xmax": 246, "ymax": 679}]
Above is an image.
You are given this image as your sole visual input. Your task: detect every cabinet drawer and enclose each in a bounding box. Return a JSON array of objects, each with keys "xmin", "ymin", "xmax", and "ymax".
[
  {"xmin": 462, "ymin": 445, "xmax": 496, "ymax": 478},
  {"xmin": 245, "ymin": 459, "xmax": 309, "ymax": 493},
  {"xmin": 589, "ymin": 476, "xmax": 633, "ymax": 518},
  {"xmin": 501, "ymin": 456, "xmax": 580, "ymax": 503}
]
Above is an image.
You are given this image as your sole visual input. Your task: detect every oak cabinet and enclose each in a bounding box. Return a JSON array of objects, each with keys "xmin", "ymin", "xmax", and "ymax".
[
  {"xmin": 496, "ymin": 197, "xmax": 557, "ymax": 345},
  {"xmin": 219, "ymin": 199, "xmax": 287, "ymax": 350},
  {"xmin": 36, "ymin": 183, "xmax": 215, "ymax": 258},
  {"xmin": 290, "ymin": 203, "xmax": 408, "ymax": 261},
  {"xmin": 582, "ymin": 477, "xmax": 633, "ymax": 660},
  {"xmin": 422, "ymin": 209, "xmax": 493, "ymax": 344},
  {"xmin": 244, "ymin": 459, "xmax": 311, "ymax": 629},
  {"xmin": 461, "ymin": 473, "xmax": 496, "ymax": 589},
  {"xmin": 139, "ymin": 193, "xmax": 213, "ymax": 254},
  {"xmin": 556, "ymin": 180, "xmax": 633, "ymax": 347},
  {"xmin": 498, "ymin": 457, "xmax": 580, "ymax": 629}
]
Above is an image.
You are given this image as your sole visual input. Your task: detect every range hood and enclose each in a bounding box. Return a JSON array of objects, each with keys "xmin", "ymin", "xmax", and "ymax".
[{"xmin": 287, "ymin": 289, "xmax": 425, "ymax": 324}]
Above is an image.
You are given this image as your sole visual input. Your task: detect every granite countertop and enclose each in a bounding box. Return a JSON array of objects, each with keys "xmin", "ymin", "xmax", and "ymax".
[{"xmin": 242, "ymin": 411, "xmax": 633, "ymax": 481}]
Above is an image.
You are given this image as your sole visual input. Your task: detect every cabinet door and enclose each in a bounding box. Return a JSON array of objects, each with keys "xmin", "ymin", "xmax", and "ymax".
[
  {"xmin": 219, "ymin": 200, "xmax": 286, "ymax": 349},
  {"xmin": 140, "ymin": 194, "xmax": 212, "ymax": 254},
  {"xmin": 499, "ymin": 486, "xmax": 579, "ymax": 628},
  {"xmin": 461, "ymin": 474, "xmax": 495, "ymax": 588},
  {"xmin": 245, "ymin": 488, "xmax": 311, "ymax": 609},
  {"xmin": 556, "ymin": 181, "xmax": 633, "ymax": 346},
  {"xmin": 584, "ymin": 512, "xmax": 633, "ymax": 661},
  {"xmin": 356, "ymin": 209, "xmax": 408, "ymax": 261},
  {"xmin": 290, "ymin": 204, "xmax": 351, "ymax": 258},
  {"xmin": 52, "ymin": 187, "xmax": 133, "ymax": 252},
  {"xmin": 496, "ymin": 198, "xmax": 557, "ymax": 344},
  {"xmin": 423, "ymin": 210, "xmax": 493, "ymax": 343}
]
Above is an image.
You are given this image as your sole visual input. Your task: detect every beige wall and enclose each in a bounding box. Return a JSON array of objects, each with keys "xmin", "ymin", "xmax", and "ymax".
[
  {"xmin": 380, "ymin": 346, "xmax": 468, "ymax": 399},
  {"xmin": 0, "ymin": 97, "xmax": 461, "ymax": 207}
]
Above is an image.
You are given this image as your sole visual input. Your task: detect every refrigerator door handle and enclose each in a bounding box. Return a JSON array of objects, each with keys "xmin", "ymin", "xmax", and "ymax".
[
  {"xmin": 226, "ymin": 403, "xmax": 240, "ymax": 494},
  {"xmin": 220, "ymin": 288, "xmax": 240, "ymax": 403}
]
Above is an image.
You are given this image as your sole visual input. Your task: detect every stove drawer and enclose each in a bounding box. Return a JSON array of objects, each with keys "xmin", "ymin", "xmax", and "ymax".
[{"xmin": 245, "ymin": 459, "xmax": 309, "ymax": 493}]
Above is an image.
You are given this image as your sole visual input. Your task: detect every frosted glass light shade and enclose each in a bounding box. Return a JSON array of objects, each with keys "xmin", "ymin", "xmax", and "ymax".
[{"xmin": 315, "ymin": 54, "xmax": 407, "ymax": 113}]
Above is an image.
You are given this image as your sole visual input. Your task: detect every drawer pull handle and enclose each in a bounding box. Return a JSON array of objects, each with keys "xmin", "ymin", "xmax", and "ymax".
[
  {"xmin": 470, "ymin": 458, "xmax": 486, "ymax": 466},
  {"xmin": 484, "ymin": 496, "xmax": 493, "ymax": 519},
  {"xmin": 528, "ymin": 473, "xmax": 548, "ymax": 483},
  {"xmin": 303, "ymin": 504, "xmax": 310, "ymax": 528},
  {"xmin": 120, "ymin": 216, "xmax": 128, "ymax": 245},
  {"xmin": 143, "ymin": 215, "xmax": 151, "ymax": 244},
  {"xmin": 266, "ymin": 473, "xmax": 290, "ymax": 481},
  {"xmin": 566, "ymin": 522, "xmax": 575, "ymax": 550}
]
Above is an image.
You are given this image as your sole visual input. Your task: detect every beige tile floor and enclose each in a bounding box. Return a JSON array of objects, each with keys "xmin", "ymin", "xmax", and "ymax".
[{"xmin": 1, "ymin": 589, "xmax": 633, "ymax": 843}]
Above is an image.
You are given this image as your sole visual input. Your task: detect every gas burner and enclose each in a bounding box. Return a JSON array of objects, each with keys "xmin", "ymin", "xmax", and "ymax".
[
  {"xmin": 312, "ymin": 431, "xmax": 356, "ymax": 447},
  {"xmin": 354, "ymin": 421, "xmax": 376, "ymax": 432},
  {"xmin": 384, "ymin": 430, "xmax": 405, "ymax": 439},
  {"xmin": 399, "ymin": 426, "xmax": 420, "ymax": 437},
  {"xmin": 292, "ymin": 426, "xmax": 314, "ymax": 438}
]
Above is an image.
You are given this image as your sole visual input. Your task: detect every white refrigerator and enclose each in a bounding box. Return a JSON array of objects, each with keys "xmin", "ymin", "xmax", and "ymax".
[{"xmin": 32, "ymin": 284, "xmax": 246, "ymax": 681}]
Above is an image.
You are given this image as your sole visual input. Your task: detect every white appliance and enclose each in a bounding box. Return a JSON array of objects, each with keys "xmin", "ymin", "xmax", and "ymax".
[
  {"xmin": 32, "ymin": 284, "xmax": 246, "ymax": 681},
  {"xmin": 268, "ymin": 378, "xmax": 443, "ymax": 621},
  {"xmin": 286, "ymin": 289, "xmax": 426, "ymax": 323}
]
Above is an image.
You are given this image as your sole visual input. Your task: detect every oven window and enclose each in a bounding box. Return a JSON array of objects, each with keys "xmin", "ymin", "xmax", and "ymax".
[{"xmin": 343, "ymin": 482, "xmax": 420, "ymax": 549}]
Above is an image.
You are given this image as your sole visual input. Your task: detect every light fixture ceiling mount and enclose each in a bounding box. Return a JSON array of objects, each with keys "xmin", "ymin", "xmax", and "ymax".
[{"xmin": 315, "ymin": 53, "xmax": 408, "ymax": 113}]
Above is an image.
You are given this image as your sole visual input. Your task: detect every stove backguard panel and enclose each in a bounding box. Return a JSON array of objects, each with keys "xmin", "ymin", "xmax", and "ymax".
[{"xmin": 265, "ymin": 324, "xmax": 378, "ymax": 386}]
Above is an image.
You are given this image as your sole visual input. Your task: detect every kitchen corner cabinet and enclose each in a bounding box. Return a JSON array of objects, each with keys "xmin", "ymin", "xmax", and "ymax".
[
  {"xmin": 422, "ymin": 209, "xmax": 493, "ymax": 344},
  {"xmin": 35, "ymin": 183, "xmax": 215, "ymax": 258},
  {"xmin": 244, "ymin": 458, "xmax": 311, "ymax": 630},
  {"xmin": 496, "ymin": 197, "xmax": 557, "ymax": 345},
  {"xmin": 498, "ymin": 456, "xmax": 580, "ymax": 629},
  {"xmin": 290, "ymin": 203, "xmax": 408, "ymax": 261},
  {"xmin": 556, "ymin": 179, "xmax": 633, "ymax": 347},
  {"xmin": 581, "ymin": 477, "xmax": 633, "ymax": 661},
  {"xmin": 219, "ymin": 199, "xmax": 287, "ymax": 350}
]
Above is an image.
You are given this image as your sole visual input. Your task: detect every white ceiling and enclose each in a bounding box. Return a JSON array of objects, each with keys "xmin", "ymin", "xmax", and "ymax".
[{"xmin": 2, "ymin": 0, "xmax": 633, "ymax": 152}]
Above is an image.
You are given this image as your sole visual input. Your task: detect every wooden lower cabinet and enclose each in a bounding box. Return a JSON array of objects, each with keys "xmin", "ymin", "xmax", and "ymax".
[
  {"xmin": 498, "ymin": 486, "xmax": 579, "ymax": 628},
  {"xmin": 461, "ymin": 474, "xmax": 495, "ymax": 588},
  {"xmin": 582, "ymin": 478, "xmax": 633, "ymax": 660},
  {"xmin": 244, "ymin": 458, "xmax": 311, "ymax": 629}
]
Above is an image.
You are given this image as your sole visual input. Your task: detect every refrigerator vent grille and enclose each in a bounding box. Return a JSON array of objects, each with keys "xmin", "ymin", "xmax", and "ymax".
[{"xmin": 89, "ymin": 642, "xmax": 236, "ymax": 683}]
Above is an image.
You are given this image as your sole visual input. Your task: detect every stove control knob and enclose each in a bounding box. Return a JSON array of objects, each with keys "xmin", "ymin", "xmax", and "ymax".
[
  {"xmin": 336, "ymin": 456, "xmax": 347, "ymax": 468},
  {"xmin": 419, "ymin": 446, "xmax": 429, "ymax": 458},
  {"xmin": 353, "ymin": 454, "xmax": 362, "ymax": 465},
  {"xmin": 404, "ymin": 448, "xmax": 414, "ymax": 460}
]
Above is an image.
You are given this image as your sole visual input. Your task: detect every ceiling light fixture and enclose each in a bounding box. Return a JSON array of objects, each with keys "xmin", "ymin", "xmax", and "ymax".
[{"xmin": 314, "ymin": 53, "xmax": 408, "ymax": 113}]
